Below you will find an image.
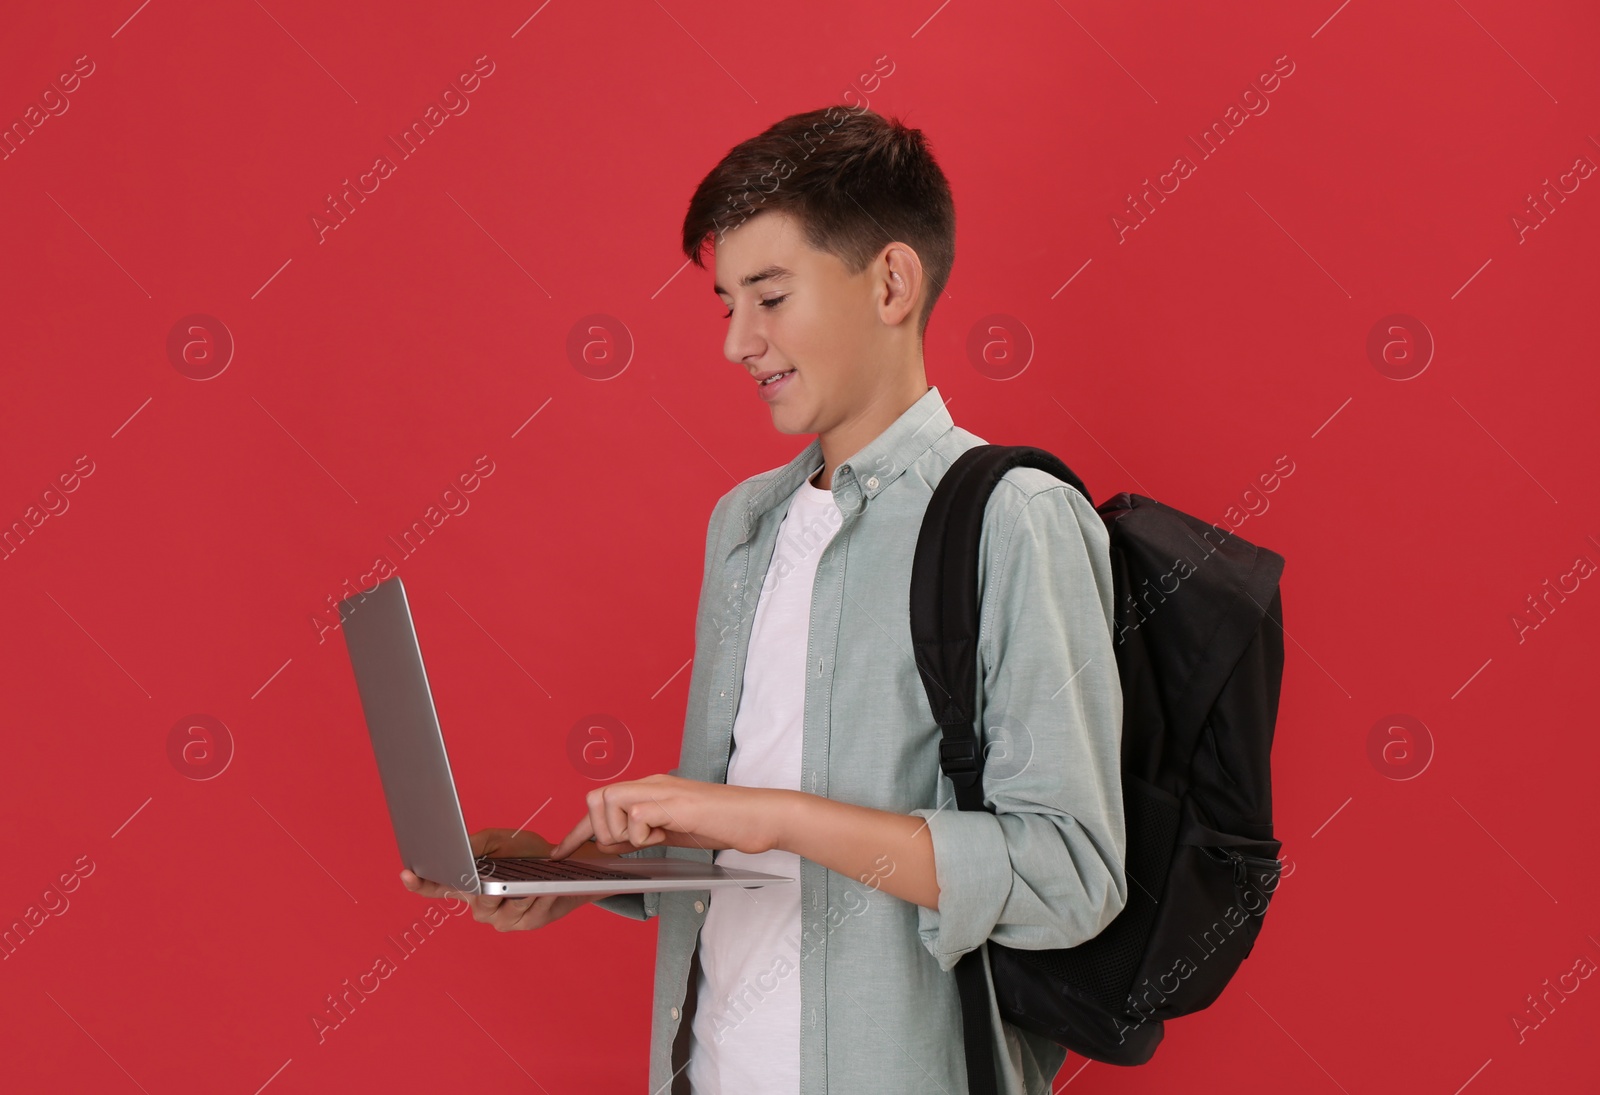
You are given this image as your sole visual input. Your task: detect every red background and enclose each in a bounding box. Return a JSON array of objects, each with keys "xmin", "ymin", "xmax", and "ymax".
[{"xmin": 2, "ymin": 1, "xmax": 1597, "ymax": 1091}]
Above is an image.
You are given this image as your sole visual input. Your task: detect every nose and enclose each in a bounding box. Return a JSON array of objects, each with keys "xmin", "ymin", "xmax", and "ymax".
[{"xmin": 724, "ymin": 307, "xmax": 765, "ymax": 367}]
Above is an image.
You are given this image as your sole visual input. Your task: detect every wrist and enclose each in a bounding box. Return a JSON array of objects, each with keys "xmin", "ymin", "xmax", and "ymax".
[{"xmin": 768, "ymin": 789, "xmax": 810, "ymax": 855}]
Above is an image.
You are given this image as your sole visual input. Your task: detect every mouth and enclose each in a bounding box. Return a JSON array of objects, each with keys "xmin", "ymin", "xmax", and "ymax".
[{"xmin": 756, "ymin": 368, "xmax": 797, "ymax": 400}]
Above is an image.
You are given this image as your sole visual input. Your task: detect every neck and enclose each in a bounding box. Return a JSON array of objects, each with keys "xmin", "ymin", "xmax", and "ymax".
[{"xmin": 811, "ymin": 373, "xmax": 929, "ymax": 492}]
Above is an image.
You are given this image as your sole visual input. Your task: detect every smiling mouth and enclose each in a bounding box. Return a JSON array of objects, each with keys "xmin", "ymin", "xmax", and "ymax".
[{"xmin": 758, "ymin": 369, "xmax": 796, "ymax": 387}]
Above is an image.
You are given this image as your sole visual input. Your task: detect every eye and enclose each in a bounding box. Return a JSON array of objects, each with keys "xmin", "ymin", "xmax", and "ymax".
[{"xmin": 722, "ymin": 295, "xmax": 788, "ymax": 319}]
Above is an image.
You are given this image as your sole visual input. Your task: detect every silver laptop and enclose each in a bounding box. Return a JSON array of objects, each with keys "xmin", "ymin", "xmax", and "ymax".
[{"xmin": 339, "ymin": 574, "xmax": 793, "ymax": 897}]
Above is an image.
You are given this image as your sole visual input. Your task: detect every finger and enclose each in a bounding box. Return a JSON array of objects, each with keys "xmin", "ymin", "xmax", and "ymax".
[
  {"xmin": 626, "ymin": 800, "xmax": 663, "ymax": 847},
  {"xmin": 405, "ymin": 871, "xmax": 488, "ymax": 916},
  {"xmin": 525, "ymin": 893, "xmax": 567, "ymax": 925},
  {"xmin": 493, "ymin": 893, "xmax": 547, "ymax": 930},
  {"xmin": 401, "ymin": 869, "xmax": 459, "ymax": 900},
  {"xmin": 469, "ymin": 828, "xmax": 506, "ymax": 856},
  {"xmin": 469, "ymin": 893, "xmax": 507, "ymax": 921},
  {"xmin": 605, "ymin": 789, "xmax": 634, "ymax": 849},
  {"xmin": 591, "ymin": 786, "xmax": 627, "ymax": 848},
  {"xmin": 548, "ymin": 813, "xmax": 595, "ymax": 860}
]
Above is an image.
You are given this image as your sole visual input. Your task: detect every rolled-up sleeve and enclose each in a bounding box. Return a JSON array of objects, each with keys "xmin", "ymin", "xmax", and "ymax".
[
  {"xmin": 909, "ymin": 482, "xmax": 1127, "ymax": 973},
  {"xmin": 591, "ymin": 845, "xmax": 667, "ymax": 921}
]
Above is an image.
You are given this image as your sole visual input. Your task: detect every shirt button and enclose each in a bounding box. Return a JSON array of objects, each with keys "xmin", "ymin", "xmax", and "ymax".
[
  {"xmin": 671, "ymin": 1006, "xmax": 680, "ymax": 1021},
  {"xmin": 694, "ymin": 900, "xmax": 705, "ymax": 913},
  {"xmin": 866, "ymin": 476, "xmax": 879, "ymax": 489}
]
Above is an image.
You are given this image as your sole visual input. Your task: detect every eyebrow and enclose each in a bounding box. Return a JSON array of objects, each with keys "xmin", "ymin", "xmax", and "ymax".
[{"xmin": 713, "ymin": 265, "xmax": 794, "ymax": 297}]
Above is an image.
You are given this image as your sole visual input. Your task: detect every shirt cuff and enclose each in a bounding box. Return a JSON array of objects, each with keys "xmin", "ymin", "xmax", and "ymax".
[
  {"xmin": 908, "ymin": 805, "xmax": 1013, "ymax": 972},
  {"xmin": 589, "ymin": 846, "xmax": 666, "ymax": 921},
  {"xmin": 592, "ymin": 892, "xmax": 656, "ymax": 920}
]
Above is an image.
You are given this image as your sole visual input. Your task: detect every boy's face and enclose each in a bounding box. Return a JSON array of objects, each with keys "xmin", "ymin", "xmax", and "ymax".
[{"xmin": 712, "ymin": 209, "xmax": 887, "ymax": 437}]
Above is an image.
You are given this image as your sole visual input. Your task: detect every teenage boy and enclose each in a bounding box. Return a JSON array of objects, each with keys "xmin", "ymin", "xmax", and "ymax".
[{"xmin": 402, "ymin": 106, "xmax": 1126, "ymax": 1095}]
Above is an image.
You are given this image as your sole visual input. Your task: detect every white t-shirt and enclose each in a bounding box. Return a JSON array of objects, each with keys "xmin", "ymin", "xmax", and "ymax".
[{"xmin": 686, "ymin": 465, "xmax": 841, "ymax": 1095}]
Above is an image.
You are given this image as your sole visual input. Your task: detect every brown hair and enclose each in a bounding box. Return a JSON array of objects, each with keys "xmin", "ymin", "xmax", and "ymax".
[{"xmin": 681, "ymin": 106, "xmax": 956, "ymax": 341}]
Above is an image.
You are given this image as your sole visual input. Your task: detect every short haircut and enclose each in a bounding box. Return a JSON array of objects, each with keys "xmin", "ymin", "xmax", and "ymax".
[{"xmin": 681, "ymin": 106, "xmax": 956, "ymax": 341}]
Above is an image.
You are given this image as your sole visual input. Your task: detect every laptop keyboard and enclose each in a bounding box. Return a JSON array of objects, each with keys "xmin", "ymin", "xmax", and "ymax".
[{"xmin": 475, "ymin": 857, "xmax": 638, "ymax": 882}]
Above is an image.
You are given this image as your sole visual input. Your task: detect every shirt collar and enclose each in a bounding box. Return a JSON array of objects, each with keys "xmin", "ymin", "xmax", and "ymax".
[{"xmin": 733, "ymin": 384, "xmax": 953, "ymax": 544}]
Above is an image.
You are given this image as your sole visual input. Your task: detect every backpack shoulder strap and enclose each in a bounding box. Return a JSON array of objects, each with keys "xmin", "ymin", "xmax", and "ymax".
[
  {"xmin": 911, "ymin": 443, "xmax": 1090, "ymax": 811},
  {"xmin": 910, "ymin": 443, "xmax": 1091, "ymax": 1095}
]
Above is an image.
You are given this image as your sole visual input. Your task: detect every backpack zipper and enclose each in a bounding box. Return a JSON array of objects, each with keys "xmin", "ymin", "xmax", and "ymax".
[{"xmin": 1205, "ymin": 845, "xmax": 1279, "ymax": 888}]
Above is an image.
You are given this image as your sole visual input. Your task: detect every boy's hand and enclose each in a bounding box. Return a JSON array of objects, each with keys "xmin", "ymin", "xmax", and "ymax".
[
  {"xmin": 397, "ymin": 826, "xmax": 630, "ymax": 932},
  {"xmin": 547, "ymin": 774, "xmax": 794, "ymax": 860}
]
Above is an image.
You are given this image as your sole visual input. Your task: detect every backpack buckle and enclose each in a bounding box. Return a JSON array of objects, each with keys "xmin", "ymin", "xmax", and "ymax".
[{"xmin": 939, "ymin": 738, "xmax": 981, "ymax": 785}]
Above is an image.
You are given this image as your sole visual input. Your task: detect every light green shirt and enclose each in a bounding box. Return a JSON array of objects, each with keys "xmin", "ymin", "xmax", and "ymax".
[{"xmin": 595, "ymin": 384, "xmax": 1127, "ymax": 1094}]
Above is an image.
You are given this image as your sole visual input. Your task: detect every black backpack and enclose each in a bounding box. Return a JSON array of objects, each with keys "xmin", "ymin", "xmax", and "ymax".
[{"xmin": 909, "ymin": 444, "xmax": 1287, "ymax": 1091}]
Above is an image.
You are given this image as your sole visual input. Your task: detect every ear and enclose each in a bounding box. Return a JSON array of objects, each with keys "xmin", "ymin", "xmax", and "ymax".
[{"xmin": 880, "ymin": 245, "xmax": 921, "ymax": 325}]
